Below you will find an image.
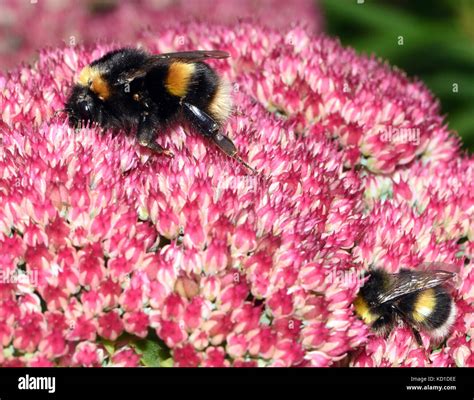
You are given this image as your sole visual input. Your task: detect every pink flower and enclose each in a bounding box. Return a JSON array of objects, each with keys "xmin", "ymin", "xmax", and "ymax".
[
  {"xmin": 13, "ymin": 313, "xmax": 43, "ymax": 353},
  {"xmin": 231, "ymin": 303, "xmax": 261, "ymax": 335},
  {"xmin": 78, "ymin": 244, "xmax": 106, "ymax": 289},
  {"xmin": 0, "ymin": 21, "xmax": 472, "ymax": 368},
  {"xmin": 248, "ymin": 327, "xmax": 277, "ymax": 360},
  {"xmin": 72, "ymin": 342, "xmax": 104, "ymax": 367},
  {"xmin": 0, "ymin": 321, "xmax": 13, "ymax": 347},
  {"xmin": 123, "ymin": 311, "xmax": 149, "ymax": 338},
  {"xmin": 188, "ymin": 329, "xmax": 209, "ymax": 351},
  {"xmin": 97, "ymin": 310, "xmax": 124, "ymax": 341},
  {"xmin": 404, "ymin": 348, "xmax": 430, "ymax": 367},
  {"xmin": 158, "ymin": 321, "xmax": 187, "ymax": 348},
  {"xmin": 226, "ymin": 333, "xmax": 249, "ymax": 359},
  {"xmin": 447, "ymin": 335, "xmax": 472, "ymax": 367},
  {"xmin": 27, "ymin": 354, "xmax": 55, "ymax": 367},
  {"xmin": 66, "ymin": 315, "xmax": 97, "ymax": 342},
  {"xmin": 110, "ymin": 347, "xmax": 141, "ymax": 367},
  {"xmin": 233, "ymin": 359, "xmax": 258, "ymax": 367},
  {"xmin": 81, "ymin": 290, "xmax": 104, "ymax": 317},
  {"xmin": 218, "ymin": 276, "xmax": 249, "ymax": 312},
  {"xmin": 182, "ymin": 297, "xmax": 206, "ymax": 331},
  {"xmin": 173, "ymin": 344, "xmax": 201, "ymax": 367},
  {"xmin": 267, "ymin": 289, "xmax": 294, "ymax": 317},
  {"xmin": 273, "ymin": 340, "xmax": 306, "ymax": 366},
  {"xmin": 202, "ymin": 347, "xmax": 230, "ymax": 367},
  {"xmin": 38, "ymin": 331, "xmax": 68, "ymax": 359},
  {"xmin": 202, "ymin": 311, "xmax": 234, "ymax": 346},
  {"xmin": 161, "ymin": 294, "xmax": 186, "ymax": 322}
]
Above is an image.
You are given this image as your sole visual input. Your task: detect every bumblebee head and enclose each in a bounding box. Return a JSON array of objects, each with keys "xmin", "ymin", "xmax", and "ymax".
[
  {"xmin": 354, "ymin": 270, "xmax": 389, "ymax": 324},
  {"xmin": 357, "ymin": 268, "xmax": 388, "ymax": 308},
  {"xmin": 66, "ymin": 85, "xmax": 106, "ymax": 128}
]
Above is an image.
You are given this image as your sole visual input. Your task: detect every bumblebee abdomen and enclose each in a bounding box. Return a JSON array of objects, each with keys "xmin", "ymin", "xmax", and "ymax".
[
  {"xmin": 398, "ymin": 287, "xmax": 456, "ymax": 339},
  {"xmin": 164, "ymin": 61, "xmax": 232, "ymax": 124},
  {"xmin": 420, "ymin": 287, "xmax": 456, "ymax": 338},
  {"xmin": 165, "ymin": 62, "xmax": 197, "ymax": 98}
]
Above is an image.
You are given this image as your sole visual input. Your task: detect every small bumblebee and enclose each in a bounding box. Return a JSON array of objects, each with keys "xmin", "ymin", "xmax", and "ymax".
[
  {"xmin": 64, "ymin": 48, "xmax": 254, "ymax": 172},
  {"xmin": 354, "ymin": 264, "xmax": 458, "ymax": 346}
]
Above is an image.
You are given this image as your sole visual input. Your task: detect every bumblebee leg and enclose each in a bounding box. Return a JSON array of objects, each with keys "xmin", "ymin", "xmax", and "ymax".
[
  {"xmin": 372, "ymin": 315, "xmax": 392, "ymax": 337},
  {"xmin": 411, "ymin": 327, "xmax": 423, "ymax": 347},
  {"xmin": 411, "ymin": 326, "xmax": 433, "ymax": 364},
  {"xmin": 137, "ymin": 112, "xmax": 174, "ymax": 157},
  {"xmin": 392, "ymin": 305, "xmax": 433, "ymax": 363},
  {"xmin": 182, "ymin": 102, "xmax": 256, "ymax": 173}
]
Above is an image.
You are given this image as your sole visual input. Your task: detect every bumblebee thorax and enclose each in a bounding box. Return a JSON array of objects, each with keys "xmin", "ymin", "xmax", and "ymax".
[{"xmin": 78, "ymin": 65, "xmax": 111, "ymax": 101}]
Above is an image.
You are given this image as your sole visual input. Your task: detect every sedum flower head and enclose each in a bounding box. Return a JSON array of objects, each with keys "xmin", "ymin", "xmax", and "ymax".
[{"xmin": 0, "ymin": 21, "xmax": 472, "ymax": 367}]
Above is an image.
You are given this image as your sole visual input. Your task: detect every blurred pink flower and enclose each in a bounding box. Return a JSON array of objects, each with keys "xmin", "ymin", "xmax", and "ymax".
[
  {"xmin": 0, "ymin": 0, "xmax": 322, "ymax": 71},
  {"xmin": 0, "ymin": 21, "xmax": 472, "ymax": 368}
]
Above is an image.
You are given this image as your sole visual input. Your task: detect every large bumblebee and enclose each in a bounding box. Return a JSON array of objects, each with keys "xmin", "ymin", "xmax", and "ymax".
[
  {"xmin": 65, "ymin": 48, "xmax": 254, "ymax": 171},
  {"xmin": 354, "ymin": 265, "xmax": 457, "ymax": 346}
]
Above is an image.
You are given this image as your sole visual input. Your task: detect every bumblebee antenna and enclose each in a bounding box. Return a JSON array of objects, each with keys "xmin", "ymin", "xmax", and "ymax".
[
  {"xmin": 211, "ymin": 132, "xmax": 257, "ymax": 174},
  {"xmin": 230, "ymin": 152, "xmax": 257, "ymax": 175}
]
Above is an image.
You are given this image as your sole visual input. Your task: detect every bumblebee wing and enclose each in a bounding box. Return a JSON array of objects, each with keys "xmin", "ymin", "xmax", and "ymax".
[
  {"xmin": 418, "ymin": 262, "xmax": 461, "ymax": 274},
  {"xmin": 116, "ymin": 50, "xmax": 229, "ymax": 84},
  {"xmin": 418, "ymin": 262, "xmax": 461, "ymax": 291},
  {"xmin": 151, "ymin": 50, "xmax": 230, "ymax": 62},
  {"xmin": 377, "ymin": 270, "xmax": 455, "ymax": 304}
]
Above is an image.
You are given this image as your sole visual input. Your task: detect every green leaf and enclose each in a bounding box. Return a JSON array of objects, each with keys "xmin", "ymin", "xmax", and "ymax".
[
  {"xmin": 160, "ymin": 358, "xmax": 174, "ymax": 368},
  {"xmin": 447, "ymin": 105, "xmax": 474, "ymax": 150},
  {"xmin": 259, "ymin": 311, "xmax": 272, "ymax": 326},
  {"xmin": 132, "ymin": 338, "xmax": 171, "ymax": 367},
  {"xmin": 3, "ymin": 346, "xmax": 14, "ymax": 358},
  {"xmin": 101, "ymin": 339, "xmax": 116, "ymax": 356},
  {"xmin": 323, "ymin": 0, "xmax": 474, "ymax": 65},
  {"xmin": 425, "ymin": 73, "xmax": 474, "ymax": 100},
  {"xmin": 322, "ymin": 0, "xmax": 422, "ymax": 35}
]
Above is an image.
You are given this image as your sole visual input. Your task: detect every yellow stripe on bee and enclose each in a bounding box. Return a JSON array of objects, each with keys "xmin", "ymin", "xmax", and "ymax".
[
  {"xmin": 165, "ymin": 62, "xmax": 195, "ymax": 98},
  {"xmin": 354, "ymin": 295, "xmax": 379, "ymax": 324},
  {"xmin": 77, "ymin": 65, "xmax": 111, "ymax": 100},
  {"xmin": 413, "ymin": 288, "xmax": 436, "ymax": 322},
  {"xmin": 77, "ymin": 66, "xmax": 94, "ymax": 87}
]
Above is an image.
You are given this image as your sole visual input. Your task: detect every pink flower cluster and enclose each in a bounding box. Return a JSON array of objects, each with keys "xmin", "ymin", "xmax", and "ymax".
[
  {"xmin": 351, "ymin": 158, "xmax": 474, "ymax": 366},
  {"xmin": 0, "ymin": 0, "xmax": 322, "ymax": 71},
  {"xmin": 0, "ymin": 22, "xmax": 472, "ymax": 367}
]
